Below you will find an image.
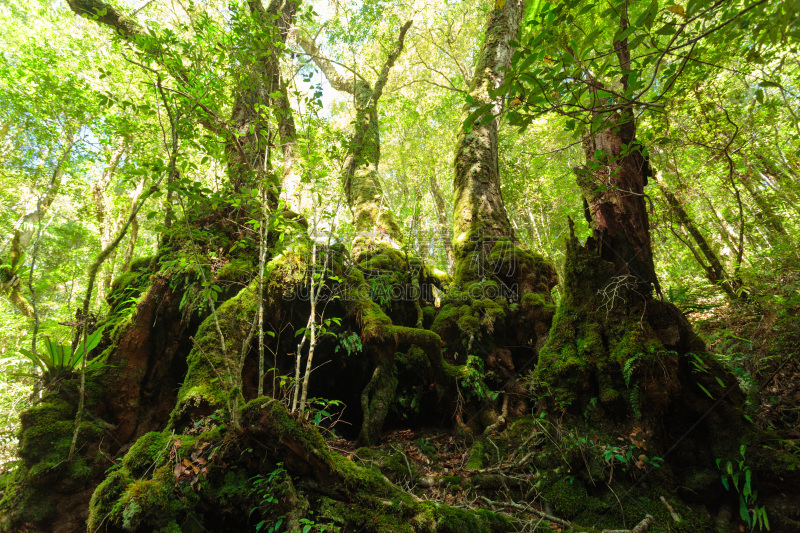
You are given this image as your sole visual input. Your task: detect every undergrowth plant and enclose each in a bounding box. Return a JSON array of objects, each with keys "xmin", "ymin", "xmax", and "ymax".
[
  {"xmin": 717, "ymin": 445, "xmax": 770, "ymax": 531},
  {"xmin": 17, "ymin": 326, "xmax": 106, "ymax": 385}
]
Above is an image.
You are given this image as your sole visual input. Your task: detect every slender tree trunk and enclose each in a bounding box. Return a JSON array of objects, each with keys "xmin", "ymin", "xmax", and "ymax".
[
  {"xmin": 2, "ymin": 129, "xmax": 76, "ymax": 316},
  {"xmin": 739, "ymin": 164, "xmax": 787, "ymax": 241},
  {"xmin": 120, "ymin": 216, "xmax": 138, "ymax": 273},
  {"xmin": 92, "ymin": 140, "xmax": 127, "ymax": 303},
  {"xmin": 657, "ymin": 178, "xmax": 743, "ymax": 299},
  {"xmin": 298, "ymin": 22, "xmax": 412, "ymax": 256},
  {"xmin": 696, "ymin": 188, "xmax": 740, "ymax": 256},
  {"xmin": 428, "ymin": 174, "xmax": 455, "ymax": 275}
]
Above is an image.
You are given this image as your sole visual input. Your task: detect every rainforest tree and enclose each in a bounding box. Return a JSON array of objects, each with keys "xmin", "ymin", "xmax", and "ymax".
[{"xmin": 1, "ymin": 0, "xmax": 799, "ymax": 532}]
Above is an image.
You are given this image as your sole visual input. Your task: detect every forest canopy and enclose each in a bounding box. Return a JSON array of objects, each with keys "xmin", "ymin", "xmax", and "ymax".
[{"xmin": 0, "ymin": 0, "xmax": 799, "ymax": 532}]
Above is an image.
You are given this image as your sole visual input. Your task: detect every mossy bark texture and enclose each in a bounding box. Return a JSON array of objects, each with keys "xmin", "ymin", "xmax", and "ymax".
[
  {"xmin": 298, "ymin": 22, "xmax": 412, "ymax": 257},
  {"xmin": 452, "ymin": 0, "xmax": 524, "ymax": 270}
]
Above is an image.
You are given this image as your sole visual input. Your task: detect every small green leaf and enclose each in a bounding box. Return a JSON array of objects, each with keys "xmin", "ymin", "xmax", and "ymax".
[{"xmin": 697, "ymin": 383, "xmax": 713, "ymax": 398}]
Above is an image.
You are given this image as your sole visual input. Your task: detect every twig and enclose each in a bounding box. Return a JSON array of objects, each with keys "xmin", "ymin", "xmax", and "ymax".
[
  {"xmin": 601, "ymin": 513, "xmax": 654, "ymax": 533},
  {"xmin": 479, "ymin": 496, "xmax": 571, "ymax": 528},
  {"xmin": 659, "ymin": 496, "xmax": 680, "ymax": 523}
]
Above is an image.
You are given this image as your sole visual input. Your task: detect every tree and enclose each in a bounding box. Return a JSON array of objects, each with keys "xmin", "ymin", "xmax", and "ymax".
[
  {"xmin": 297, "ymin": 20, "xmax": 412, "ymax": 255},
  {"xmin": 65, "ymin": 0, "xmax": 297, "ymax": 199},
  {"xmin": 1, "ymin": 0, "xmax": 800, "ymax": 531}
]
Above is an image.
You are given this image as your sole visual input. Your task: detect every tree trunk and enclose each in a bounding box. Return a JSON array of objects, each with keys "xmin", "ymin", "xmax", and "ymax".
[
  {"xmin": 428, "ymin": 174, "xmax": 455, "ymax": 275},
  {"xmin": 657, "ymin": 178, "xmax": 744, "ymax": 299},
  {"xmin": 740, "ymin": 164, "xmax": 788, "ymax": 242},
  {"xmin": 434, "ymin": 0, "xmax": 556, "ymax": 436},
  {"xmin": 535, "ymin": 12, "xmax": 717, "ymax": 443},
  {"xmin": 451, "ymin": 0, "xmax": 524, "ymax": 285},
  {"xmin": 2, "ymin": 129, "xmax": 76, "ymax": 316},
  {"xmin": 66, "ymin": 0, "xmax": 297, "ymax": 199},
  {"xmin": 697, "ymin": 187, "xmax": 740, "ymax": 256},
  {"xmin": 298, "ymin": 22, "xmax": 412, "ymax": 257},
  {"xmin": 92, "ymin": 140, "xmax": 127, "ymax": 303}
]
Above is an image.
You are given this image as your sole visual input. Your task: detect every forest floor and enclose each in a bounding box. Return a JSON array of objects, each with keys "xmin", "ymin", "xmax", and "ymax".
[{"xmin": 325, "ymin": 427, "xmax": 572, "ymax": 529}]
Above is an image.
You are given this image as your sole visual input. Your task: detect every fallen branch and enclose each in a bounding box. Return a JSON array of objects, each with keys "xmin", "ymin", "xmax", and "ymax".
[
  {"xmin": 660, "ymin": 496, "xmax": 681, "ymax": 523},
  {"xmin": 479, "ymin": 496, "xmax": 571, "ymax": 528},
  {"xmin": 602, "ymin": 514, "xmax": 654, "ymax": 533}
]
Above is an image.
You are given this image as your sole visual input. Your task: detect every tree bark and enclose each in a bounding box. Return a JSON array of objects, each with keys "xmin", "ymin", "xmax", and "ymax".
[
  {"xmin": 657, "ymin": 178, "xmax": 743, "ymax": 299},
  {"xmin": 576, "ymin": 19, "xmax": 660, "ymax": 296},
  {"xmin": 429, "ymin": 174, "xmax": 455, "ymax": 275},
  {"xmin": 298, "ymin": 21, "xmax": 412, "ymax": 255},
  {"xmin": 451, "ymin": 0, "xmax": 524, "ymax": 284}
]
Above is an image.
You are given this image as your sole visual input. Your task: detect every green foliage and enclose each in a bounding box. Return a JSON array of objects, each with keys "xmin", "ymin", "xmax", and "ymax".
[
  {"xmin": 717, "ymin": 446, "xmax": 770, "ymax": 531},
  {"xmin": 17, "ymin": 326, "xmax": 106, "ymax": 384},
  {"xmin": 459, "ymin": 355, "xmax": 498, "ymax": 402},
  {"xmin": 304, "ymin": 397, "xmax": 345, "ymax": 428},
  {"xmin": 335, "ymin": 331, "xmax": 362, "ymax": 356},
  {"xmin": 250, "ymin": 464, "xmax": 287, "ymax": 533}
]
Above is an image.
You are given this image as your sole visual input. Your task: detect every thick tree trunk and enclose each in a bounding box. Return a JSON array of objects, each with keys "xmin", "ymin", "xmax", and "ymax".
[
  {"xmin": 451, "ymin": 0, "xmax": 524, "ymax": 285},
  {"xmin": 433, "ymin": 0, "xmax": 556, "ymax": 436},
  {"xmin": 577, "ymin": 111, "xmax": 660, "ymax": 296}
]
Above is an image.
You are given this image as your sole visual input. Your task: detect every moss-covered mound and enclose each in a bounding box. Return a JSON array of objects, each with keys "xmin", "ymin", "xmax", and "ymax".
[{"xmin": 80, "ymin": 398, "xmax": 518, "ymax": 533}]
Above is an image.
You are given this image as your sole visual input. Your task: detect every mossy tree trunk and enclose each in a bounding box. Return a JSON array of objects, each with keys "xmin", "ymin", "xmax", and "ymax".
[
  {"xmin": 298, "ymin": 22, "xmax": 411, "ymax": 257},
  {"xmin": 536, "ymin": 14, "xmax": 740, "ymax": 452},
  {"xmin": 433, "ymin": 0, "xmax": 557, "ymax": 435},
  {"xmin": 451, "ymin": 0, "xmax": 524, "ymax": 286},
  {"xmin": 536, "ymin": 14, "xmax": 693, "ymax": 420},
  {"xmin": 65, "ymin": 0, "xmax": 296, "ymax": 198},
  {"xmin": 298, "ymin": 23, "xmax": 433, "ymax": 446}
]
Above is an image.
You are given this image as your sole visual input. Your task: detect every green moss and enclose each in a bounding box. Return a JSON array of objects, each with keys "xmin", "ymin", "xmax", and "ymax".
[
  {"xmin": 0, "ymin": 470, "xmax": 58, "ymax": 527},
  {"xmin": 422, "ymin": 305, "xmax": 437, "ymax": 328},
  {"xmin": 171, "ymin": 283, "xmax": 259, "ymax": 425},
  {"xmin": 242, "ymin": 398, "xmax": 328, "ymax": 454},
  {"xmin": 505, "ymin": 416, "xmax": 537, "ymax": 447},
  {"xmin": 106, "ymin": 256, "xmax": 154, "ymax": 311},
  {"xmin": 354, "ymin": 447, "xmax": 380, "ymax": 462},
  {"xmin": 17, "ymin": 397, "xmax": 104, "ymax": 483},
  {"xmin": 542, "ymin": 478, "xmax": 588, "ymax": 519},
  {"xmin": 319, "ymin": 496, "xmax": 414, "ymax": 533},
  {"xmin": 88, "ymin": 469, "xmax": 131, "ymax": 531},
  {"xmin": 457, "ymin": 314, "xmax": 480, "ymax": 335},
  {"xmin": 123, "ymin": 431, "xmax": 171, "ymax": 475},
  {"xmin": 330, "ymin": 453, "xmax": 392, "ymax": 496},
  {"xmin": 212, "ymin": 470, "xmax": 250, "ymax": 506},
  {"xmin": 216, "ymin": 257, "xmax": 254, "ymax": 281},
  {"xmin": 521, "ymin": 291, "xmax": 546, "ymax": 308},
  {"xmin": 466, "ymin": 440, "xmax": 486, "ymax": 470},
  {"xmin": 382, "ymin": 451, "xmax": 417, "ymax": 482},
  {"xmin": 431, "ymin": 304, "xmax": 470, "ymax": 337}
]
